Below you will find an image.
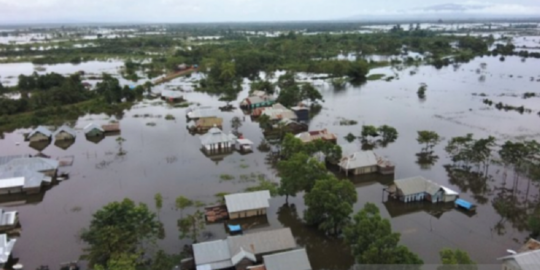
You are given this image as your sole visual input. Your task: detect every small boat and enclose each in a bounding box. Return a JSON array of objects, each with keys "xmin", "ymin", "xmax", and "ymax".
[{"xmin": 454, "ymin": 198, "xmax": 476, "ymax": 212}]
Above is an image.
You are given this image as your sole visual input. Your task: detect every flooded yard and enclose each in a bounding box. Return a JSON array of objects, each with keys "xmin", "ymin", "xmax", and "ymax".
[{"xmin": 0, "ymin": 54, "xmax": 539, "ymax": 269}]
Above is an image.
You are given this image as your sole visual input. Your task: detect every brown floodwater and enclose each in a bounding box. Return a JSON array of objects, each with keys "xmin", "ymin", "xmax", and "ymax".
[{"xmin": 1, "ymin": 55, "xmax": 540, "ymax": 270}]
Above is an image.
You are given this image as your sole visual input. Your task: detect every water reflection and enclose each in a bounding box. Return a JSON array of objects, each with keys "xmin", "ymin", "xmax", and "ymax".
[
  {"xmin": 383, "ymin": 199, "xmax": 455, "ymax": 219},
  {"xmin": 54, "ymin": 139, "xmax": 75, "ymax": 150},
  {"xmin": 415, "ymin": 152, "xmax": 439, "ymax": 170},
  {"xmin": 28, "ymin": 141, "xmax": 50, "ymax": 152},
  {"xmin": 445, "ymin": 166, "xmax": 491, "ymax": 205}
]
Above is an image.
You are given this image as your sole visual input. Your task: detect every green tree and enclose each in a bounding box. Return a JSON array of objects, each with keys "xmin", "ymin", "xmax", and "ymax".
[
  {"xmin": 96, "ymin": 73, "xmax": 123, "ymax": 104},
  {"xmin": 231, "ymin": 116, "xmax": 242, "ymax": 135},
  {"xmin": 175, "ymin": 196, "xmax": 193, "ymax": 218},
  {"xmin": 154, "ymin": 193, "xmax": 163, "ymax": 219},
  {"xmin": 417, "ymin": 130, "xmax": 443, "ymax": 152},
  {"xmin": 304, "ymin": 175, "xmax": 357, "ymax": 235},
  {"xmin": 278, "ymin": 152, "xmax": 327, "ymax": 202},
  {"xmin": 347, "ymin": 60, "xmax": 369, "ymax": 81},
  {"xmin": 277, "ymin": 84, "xmax": 301, "ymax": 107},
  {"xmin": 94, "ymin": 252, "xmax": 139, "ymax": 270},
  {"xmin": 300, "ymin": 83, "xmax": 324, "ymax": 104},
  {"xmin": 251, "ymin": 80, "xmax": 275, "ymax": 95},
  {"xmin": 178, "ymin": 210, "xmax": 205, "ymax": 243},
  {"xmin": 438, "ymin": 248, "xmax": 476, "ymax": 270},
  {"xmin": 258, "ymin": 114, "xmax": 272, "ymax": 130},
  {"xmin": 360, "ymin": 125, "xmax": 379, "ymax": 142},
  {"xmin": 377, "ymin": 125, "xmax": 398, "ymax": 144},
  {"xmin": 219, "ymin": 62, "xmax": 237, "ymax": 82},
  {"xmin": 280, "ymin": 133, "xmax": 305, "ymax": 160},
  {"xmin": 345, "ymin": 203, "xmax": 423, "ymax": 266},
  {"xmin": 417, "ymin": 85, "xmax": 427, "ymax": 99},
  {"xmin": 80, "ymin": 199, "xmax": 160, "ymax": 267}
]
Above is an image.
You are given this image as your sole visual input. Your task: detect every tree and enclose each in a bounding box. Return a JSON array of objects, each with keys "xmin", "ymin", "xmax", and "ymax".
[
  {"xmin": 175, "ymin": 196, "xmax": 193, "ymax": 218},
  {"xmin": 154, "ymin": 193, "xmax": 163, "ymax": 219},
  {"xmin": 258, "ymin": 114, "xmax": 272, "ymax": 130},
  {"xmin": 278, "ymin": 152, "xmax": 327, "ymax": 202},
  {"xmin": 300, "ymin": 83, "xmax": 324, "ymax": 104},
  {"xmin": 277, "ymin": 84, "xmax": 301, "ymax": 107},
  {"xmin": 219, "ymin": 84, "xmax": 240, "ymax": 107},
  {"xmin": 377, "ymin": 125, "xmax": 398, "ymax": 144},
  {"xmin": 304, "ymin": 175, "xmax": 357, "ymax": 235},
  {"xmin": 251, "ymin": 80, "xmax": 275, "ymax": 95},
  {"xmin": 80, "ymin": 199, "xmax": 160, "ymax": 267},
  {"xmin": 417, "ymin": 84, "xmax": 427, "ymax": 99},
  {"xmin": 178, "ymin": 210, "xmax": 205, "ymax": 243},
  {"xmin": 280, "ymin": 133, "xmax": 305, "ymax": 160},
  {"xmin": 417, "ymin": 130, "xmax": 443, "ymax": 152},
  {"xmin": 360, "ymin": 125, "xmax": 379, "ymax": 142},
  {"xmin": 344, "ymin": 203, "xmax": 423, "ymax": 266},
  {"xmin": 438, "ymin": 249, "xmax": 476, "ymax": 270},
  {"xmin": 96, "ymin": 73, "xmax": 123, "ymax": 104},
  {"xmin": 347, "ymin": 60, "xmax": 369, "ymax": 81},
  {"xmin": 94, "ymin": 252, "xmax": 139, "ymax": 270},
  {"xmin": 231, "ymin": 116, "xmax": 242, "ymax": 135},
  {"xmin": 116, "ymin": 136, "xmax": 126, "ymax": 156}
]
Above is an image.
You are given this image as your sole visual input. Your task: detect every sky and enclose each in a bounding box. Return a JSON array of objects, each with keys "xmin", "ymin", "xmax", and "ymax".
[{"xmin": 1, "ymin": 0, "xmax": 540, "ymax": 24}]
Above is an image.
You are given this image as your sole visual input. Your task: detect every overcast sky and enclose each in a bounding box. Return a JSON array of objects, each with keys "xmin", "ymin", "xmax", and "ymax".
[{"xmin": 1, "ymin": 0, "xmax": 540, "ymax": 24}]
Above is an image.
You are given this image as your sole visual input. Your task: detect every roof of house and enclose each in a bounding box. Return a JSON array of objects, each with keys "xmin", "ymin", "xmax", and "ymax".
[
  {"xmin": 83, "ymin": 123, "xmax": 104, "ymax": 134},
  {"xmin": 455, "ymin": 199, "xmax": 474, "ymax": 210},
  {"xmin": 0, "ymin": 234, "xmax": 16, "ymax": 263},
  {"xmin": 338, "ymin": 151, "xmax": 379, "ymax": 170},
  {"xmin": 263, "ymin": 249, "xmax": 312, "ymax": 270},
  {"xmin": 101, "ymin": 123, "xmax": 120, "ymax": 132},
  {"xmin": 0, "ymin": 170, "xmax": 51, "ymax": 189},
  {"xmin": 295, "ymin": 129, "xmax": 336, "ymax": 143},
  {"xmin": 241, "ymin": 95, "xmax": 275, "ymax": 106},
  {"xmin": 193, "ymin": 228, "xmax": 296, "ymax": 269},
  {"xmin": 237, "ymin": 139, "xmax": 254, "ymax": 145},
  {"xmin": 161, "ymin": 90, "xmax": 183, "ymax": 99},
  {"xmin": 200, "ymin": 127, "xmax": 236, "ymax": 146},
  {"xmin": 231, "ymin": 248, "xmax": 257, "ymax": 266},
  {"xmin": 519, "ymin": 239, "xmax": 540, "ymax": 253},
  {"xmin": 441, "ymin": 186, "xmax": 459, "ymax": 196},
  {"xmin": 0, "ymin": 157, "xmax": 59, "ymax": 173},
  {"xmin": 227, "ymin": 228, "xmax": 296, "ymax": 255},
  {"xmin": 198, "ymin": 117, "xmax": 223, "ymax": 128},
  {"xmin": 187, "ymin": 107, "xmax": 219, "ymax": 119},
  {"xmin": 261, "ymin": 104, "xmax": 297, "ymax": 121},
  {"xmin": 0, "ymin": 209, "xmax": 17, "ymax": 226},
  {"xmin": 498, "ymin": 249, "xmax": 540, "ymax": 270},
  {"xmin": 0, "ymin": 155, "xmax": 32, "ymax": 167},
  {"xmin": 54, "ymin": 125, "xmax": 77, "ymax": 138},
  {"xmin": 0, "ymin": 177, "xmax": 25, "ymax": 189},
  {"xmin": 225, "ymin": 190, "xmax": 271, "ymax": 213},
  {"xmin": 394, "ymin": 176, "xmax": 442, "ymax": 196},
  {"xmin": 28, "ymin": 126, "xmax": 52, "ymax": 139}
]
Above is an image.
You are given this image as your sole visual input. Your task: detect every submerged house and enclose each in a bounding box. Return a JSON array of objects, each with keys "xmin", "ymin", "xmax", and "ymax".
[
  {"xmin": 0, "ymin": 209, "xmax": 18, "ymax": 232},
  {"xmin": 160, "ymin": 90, "xmax": 184, "ymax": 102},
  {"xmin": 101, "ymin": 123, "xmax": 120, "ymax": 133},
  {"xmin": 389, "ymin": 176, "xmax": 459, "ymax": 204},
  {"xmin": 187, "ymin": 107, "xmax": 219, "ymax": 120},
  {"xmin": 0, "ymin": 234, "xmax": 16, "ymax": 267},
  {"xmin": 252, "ymin": 104, "xmax": 297, "ymax": 122},
  {"xmin": 192, "ymin": 228, "xmax": 296, "ymax": 270},
  {"xmin": 225, "ymin": 190, "xmax": 271, "ymax": 220},
  {"xmin": 0, "ymin": 157, "xmax": 60, "ymax": 194},
  {"xmin": 295, "ymin": 129, "xmax": 337, "ymax": 144},
  {"xmin": 235, "ymin": 138, "xmax": 254, "ymax": 152},
  {"xmin": 54, "ymin": 125, "xmax": 77, "ymax": 141},
  {"xmin": 84, "ymin": 123, "xmax": 104, "ymax": 137},
  {"xmin": 200, "ymin": 127, "xmax": 236, "ymax": 152},
  {"xmin": 338, "ymin": 150, "xmax": 395, "ymax": 175},
  {"xmin": 263, "ymin": 249, "xmax": 312, "ymax": 270},
  {"xmin": 27, "ymin": 126, "xmax": 52, "ymax": 142},
  {"xmin": 240, "ymin": 91, "xmax": 275, "ymax": 109},
  {"xmin": 188, "ymin": 117, "xmax": 223, "ymax": 132},
  {"xmin": 499, "ymin": 247, "xmax": 540, "ymax": 270}
]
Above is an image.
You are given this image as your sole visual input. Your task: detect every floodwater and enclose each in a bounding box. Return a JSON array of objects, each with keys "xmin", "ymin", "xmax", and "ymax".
[{"xmin": 0, "ymin": 54, "xmax": 540, "ymax": 270}]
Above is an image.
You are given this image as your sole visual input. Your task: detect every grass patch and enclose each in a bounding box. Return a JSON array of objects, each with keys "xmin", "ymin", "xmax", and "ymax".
[
  {"xmin": 174, "ymin": 102, "xmax": 191, "ymax": 108},
  {"xmin": 219, "ymin": 174, "xmax": 235, "ymax": 181},
  {"xmin": 339, "ymin": 119, "xmax": 358, "ymax": 126},
  {"xmin": 367, "ymin": 74, "xmax": 385, "ymax": 81},
  {"xmin": 165, "ymin": 114, "xmax": 176, "ymax": 120},
  {"xmin": 239, "ymin": 164, "xmax": 249, "ymax": 169}
]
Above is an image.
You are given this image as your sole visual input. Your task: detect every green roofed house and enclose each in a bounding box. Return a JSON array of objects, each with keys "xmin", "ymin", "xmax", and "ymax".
[
  {"xmin": 240, "ymin": 91, "xmax": 275, "ymax": 109},
  {"xmin": 84, "ymin": 123, "xmax": 104, "ymax": 137}
]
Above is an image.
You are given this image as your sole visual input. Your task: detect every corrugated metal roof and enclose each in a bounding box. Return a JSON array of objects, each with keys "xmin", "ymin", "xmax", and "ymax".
[
  {"xmin": 0, "ymin": 177, "xmax": 25, "ymax": 189},
  {"xmin": 0, "ymin": 155, "xmax": 31, "ymax": 166},
  {"xmin": 187, "ymin": 108, "xmax": 219, "ymax": 119},
  {"xmin": 0, "ymin": 210, "xmax": 17, "ymax": 226},
  {"xmin": 261, "ymin": 104, "xmax": 297, "ymax": 121},
  {"xmin": 83, "ymin": 123, "xmax": 104, "ymax": 134},
  {"xmin": 339, "ymin": 151, "xmax": 378, "ymax": 170},
  {"xmin": 394, "ymin": 176, "xmax": 442, "ymax": 196},
  {"xmin": 499, "ymin": 249, "xmax": 540, "ymax": 270},
  {"xmin": 0, "ymin": 170, "xmax": 47, "ymax": 189},
  {"xmin": 200, "ymin": 127, "xmax": 236, "ymax": 146},
  {"xmin": 227, "ymin": 228, "xmax": 296, "ymax": 256},
  {"xmin": 231, "ymin": 248, "xmax": 256, "ymax": 265},
  {"xmin": 161, "ymin": 90, "xmax": 183, "ymax": 99},
  {"xmin": 0, "ymin": 234, "xmax": 16, "ymax": 263},
  {"xmin": 225, "ymin": 190, "xmax": 271, "ymax": 213},
  {"xmin": 193, "ymin": 239, "xmax": 232, "ymax": 267},
  {"xmin": 441, "ymin": 186, "xmax": 459, "ymax": 196},
  {"xmin": 54, "ymin": 125, "xmax": 77, "ymax": 138},
  {"xmin": 27, "ymin": 126, "xmax": 52, "ymax": 139},
  {"xmin": 263, "ymin": 249, "xmax": 312, "ymax": 270},
  {"xmin": 0, "ymin": 157, "xmax": 59, "ymax": 172}
]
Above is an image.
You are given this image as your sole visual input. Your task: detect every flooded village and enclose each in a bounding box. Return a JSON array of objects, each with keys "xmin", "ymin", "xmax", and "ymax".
[{"xmin": 0, "ymin": 20, "xmax": 540, "ymax": 270}]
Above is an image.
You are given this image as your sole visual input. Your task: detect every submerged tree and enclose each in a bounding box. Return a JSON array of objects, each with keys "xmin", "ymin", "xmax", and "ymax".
[
  {"xmin": 178, "ymin": 210, "xmax": 205, "ymax": 243},
  {"xmin": 417, "ymin": 130, "xmax": 443, "ymax": 152},
  {"xmin": 438, "ymin": 248, "xmax": 477, "ymax": 270},
  {"xmin": 304, "ymin": 175, "xmax": 357, "ymax": 235},
  {"xmin": 175, "ymin": 196, "xmax": 193, "ymax": 218},
  {"xmin": 417, "ymin": 84, "xmax": 427, "ymax": 99},
  {"xmin": 230, "ymin": 116, "xmax": 242, "ymax": 135},
  {"xmin": 116, "ymin": 136, "xmax": 126, "ymax": 156},
  {"xmin": 278, "ymin": 152, "xmax": 328, "ymax": 202}
]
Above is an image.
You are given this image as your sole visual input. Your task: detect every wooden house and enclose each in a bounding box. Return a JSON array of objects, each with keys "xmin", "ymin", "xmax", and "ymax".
[
  {"xmin": 84, "ymin": 123, "xmax": 104, "ymax": 137},
  {"xmin": 101, "ymin": 123, "xmax": 120, "ymax": 133},
  {"xmin": 54, "ymin": 125, "xmax": 77, "ymax": 141},
  {"xmin": 225, "ymin": 190, "xmax": 270, "ymax": 220},
  {"xmin": 188, "ymin": 117, "xmax": 223, "ymax": 132},
  {"xmin": 27, "ymin": 126, "xmax": 52, "ymax": 142},
  {"xmin": 235, "ymin": 138, "xmax": 254, "ymax": 152},
  {"xmin": 200, "ymin": 126, "xmax": 236, "ymax": 152}
]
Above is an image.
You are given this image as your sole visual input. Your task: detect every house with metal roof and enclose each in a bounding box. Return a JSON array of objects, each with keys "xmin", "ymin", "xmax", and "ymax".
[
  {"xmin": 54, "ymin": 125, "xmax": 77, "ymax": 141},
  {"xmin": 187, "ymin": 107, "xmax": 219, "ymax": 120},
  {"xmin": 263, "ymin": 249, "xmax": 312, "ymax": 270},
  {"xmin": 338, "ymin": 150, "xmax": 395, "ymax": 176},
  {"xmin": 0, "ymin": 234, "xmax": 16, "ymax": 267},
  {"xmin": 160, "ymin": 90, "xmax": 184, "ymax": 102},
  {"xmin": 188, "ymin": 117, "xmax": 223, "ymax": 133},
  {"xmin": 27, "ymin": 126, "xmax": 52, "ymax": 142},
  {"xmin": 499, "ymin": 249, "xmax": 540, "ymax": 270},
  {"xmin": 390, "ymin": 176, "xmax": 457, "ymax": 204},
  {"xmin": 0, "ymin": 157, "xmax": 59, "ymax": 194},
  {"xmin": 225, "ymin": 190, "xmax": 271, "ymax": 220},
  {"xmin": 240, "ymin": 91, "xmax": 275, "ymax": 109},
  {"xmin": 252, "ymin": 104, "xmax": 297, "ymax": 122},
  {"xmin": 84, "ymin": 123, "xmax": 104, "ymax": 137},
  {"xmin": 200, "ymin": 127, "xmax": 236, "ymax": 152},
  {"xmin": 295, "ymin": 129, "xmax": 337, "ymax": 144},
  {"xmin": 0, "ymin": 209, "xmax": 18, "ymax": 232},
  {"xmin": 192, "ymin": 228, "xmax": 296, "ymax": 270}
]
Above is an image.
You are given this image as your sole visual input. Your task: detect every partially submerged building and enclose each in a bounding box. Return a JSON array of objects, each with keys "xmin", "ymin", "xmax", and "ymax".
[
  {"xmin": 388, "ymin": 176, "xmax": 459, "ymax": 204},
  {"xmin": 27, "ymin": 126, "xmax": 52, "ymax": 142},
  {"xmin": 225, "ymin": 190, "xmax": 271, "ymax": 220},
  {"xmin": 235, "ymin": 138, "xmax": 254, "ymax": 152},
  {"xmin": 54, "ymin": 125, "xmax": 77, "ymax": 141},
  {"xmin": 0, "ymin": 209, "xmax": 18, "ymax": 232},
  {"xmin": 338, "ymin": 150, "xmax": 395, "ymax": 176},
  {"xmin": 192, "ymin": 228, "xmax": 296, "ymax": 270},
  {"xmin": 160, "ymin": 90, "xmax": 184, "ymax": 102},
  {"xmin": 295, "ymin": 129, "xmax": 337, "ymax": 144},
  {"xmin": 240, "ymin": 91, "xmax": 275, "ymax": 109},
  {"xmin": 252, "ymin": 104, "xmax": 297, "ymax": 122},
  {"xmin": 200, "ymin": 127, "xmax": 236, "ymax": 152},
  {"xmin": 0, "ymin": 234, "xmax": 16, "ymax": 267},
  {"xmin": 0, "ymin": 157, "xmax": 60, "ymax": 194},
  {"xmin": 187, "ymin": 107, "xmax": 219, "ymax": 120},
  {"xmin": 101, "ymin": 123, "xmax": 120, "ymax": 133},
  {"xmin": 499, "ymin": 244, "xmax": 540, "ymax": 270},
  {"xmin": 188, "ymin": 117, "xmax": 223, "ymax": 133},
  {"xmin": 83, "ymin": 123, "xmax": 104, "ymax": 137}
]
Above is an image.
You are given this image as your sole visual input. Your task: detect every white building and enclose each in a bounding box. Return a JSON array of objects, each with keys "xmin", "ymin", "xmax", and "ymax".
[{"xmin": 200, "ymin": 127, "xmax": 236, "ymax": 152}]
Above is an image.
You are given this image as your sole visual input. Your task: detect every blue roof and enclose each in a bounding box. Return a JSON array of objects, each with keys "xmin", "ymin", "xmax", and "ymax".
[
  {"xmin": 455, "ymin": 199, "xmax": 473, "ymax": 210},
  {"xmin": 228, "ymin": 224, "xmax": 242, "ymax": 232}
]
